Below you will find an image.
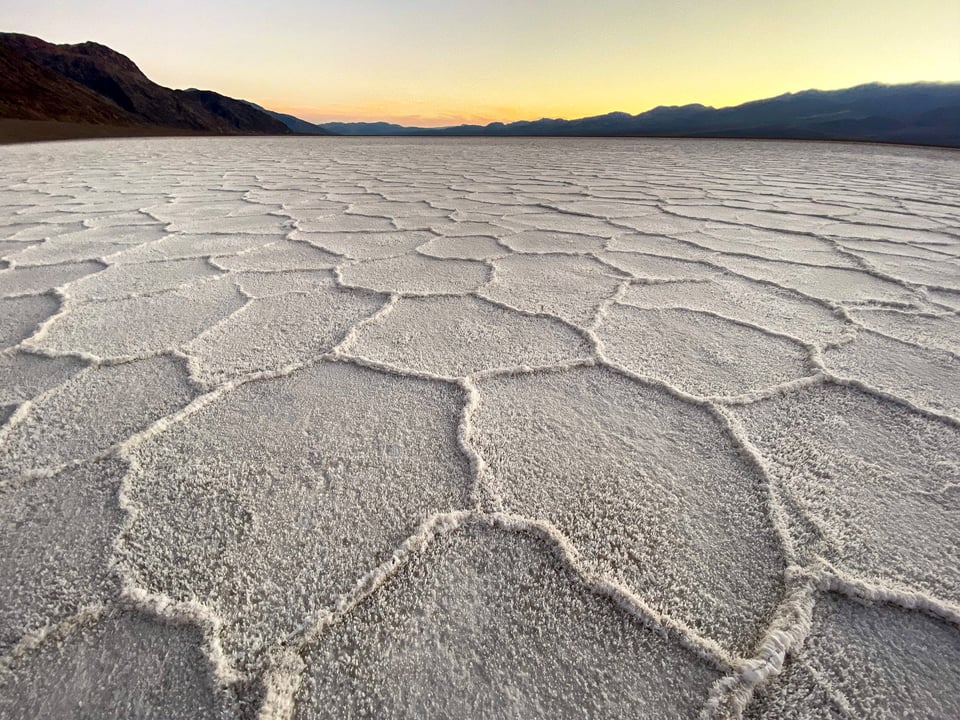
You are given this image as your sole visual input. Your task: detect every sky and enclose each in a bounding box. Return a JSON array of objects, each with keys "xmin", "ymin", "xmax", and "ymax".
[{"xmin": 5, "ymin": 0, "xmax": 960, "ymax": 126}]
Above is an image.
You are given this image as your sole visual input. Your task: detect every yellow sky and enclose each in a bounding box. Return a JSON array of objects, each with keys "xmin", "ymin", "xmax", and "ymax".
[{"xmin": 6, "ymin": 0, "xmax": 960, "ymax": 126}]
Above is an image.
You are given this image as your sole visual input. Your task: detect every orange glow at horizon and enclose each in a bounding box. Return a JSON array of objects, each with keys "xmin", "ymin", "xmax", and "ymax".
[{"xmin": 264, "ymin": 102, "xmax": 525, "ymax": 128}]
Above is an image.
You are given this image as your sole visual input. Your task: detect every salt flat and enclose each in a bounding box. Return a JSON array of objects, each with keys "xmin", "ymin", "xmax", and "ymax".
[{"xmin": 0, "ymin": 137, "xmax": 958, "ymax": 719}]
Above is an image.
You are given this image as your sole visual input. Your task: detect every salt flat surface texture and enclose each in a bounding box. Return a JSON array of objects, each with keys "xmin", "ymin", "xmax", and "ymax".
[{"xmin": 0, "ymin": 137, "xmax": 958, "ymax": 719}]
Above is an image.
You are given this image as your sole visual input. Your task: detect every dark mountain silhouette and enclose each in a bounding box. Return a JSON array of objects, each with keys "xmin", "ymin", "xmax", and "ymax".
[
  {"xmin": 0, "ymin": 32, "xmax": 291, "ymax": 138},
  {"xmin": 313, "ymin": 83, "xmax": 960, "ymax": 147},
  {"xmin": 0, "ymin": 42, "xmax": 135, "ymax": 125},
  {"xmin": 242, "ymin": 101, "xmax": 335, "ymax": 135},
  {"xmin": 182, "ymin": 89, "xmax": 299, "ymax": 134}
]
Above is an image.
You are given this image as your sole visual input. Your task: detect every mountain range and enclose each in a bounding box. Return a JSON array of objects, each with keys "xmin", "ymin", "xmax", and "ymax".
[
  {"xmin": 1, "ymin": 32, "xmax": 957, "ymax": 147},
  {"xmin": 301, "ymin": 84, "xmax": 960, "ymax": 147}
]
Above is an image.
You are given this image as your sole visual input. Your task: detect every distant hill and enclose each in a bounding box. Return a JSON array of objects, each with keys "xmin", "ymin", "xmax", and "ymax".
[
  {"xmin": 242, "ymin": 101, "xmax": 335, "ymax": 135},
  {"xmin": 319, "ymin": 121, "xmax": 423, "ymax": 136},
  {"xmin": 315, "ymin": 83, "xmax": 960, "ymax": 147},
  {"xmin": 0, "ymin": 32, "xmax": 291, "ymax": 139}
]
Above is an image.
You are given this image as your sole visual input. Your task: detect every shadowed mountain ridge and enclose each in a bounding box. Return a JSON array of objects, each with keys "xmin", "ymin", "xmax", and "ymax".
[{"xmin": 0, "ymin": 32, "xmax": 291, "ymax": 136}]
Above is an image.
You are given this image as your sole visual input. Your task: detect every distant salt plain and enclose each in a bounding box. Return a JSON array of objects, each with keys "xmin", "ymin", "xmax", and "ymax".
[{"xmin": 0, "ymin": 137, "xmax": 958, "ymax": 719}]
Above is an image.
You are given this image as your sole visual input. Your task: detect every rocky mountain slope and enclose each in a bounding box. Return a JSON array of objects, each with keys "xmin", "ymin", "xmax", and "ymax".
[{"xmin": 0, "ymin": 33, "xmax": 290, "ymax": 137}]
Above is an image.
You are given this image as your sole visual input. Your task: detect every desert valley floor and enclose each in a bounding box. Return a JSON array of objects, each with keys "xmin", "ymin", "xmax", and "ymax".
[{"xmin": 0, "ymin": 137, "xmax": 958, "ymax": 719}]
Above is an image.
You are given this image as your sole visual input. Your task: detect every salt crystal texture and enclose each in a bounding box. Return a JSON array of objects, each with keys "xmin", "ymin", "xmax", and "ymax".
[{"xmin": 0, "ymin": 137, "xmax": 957, "ymax": 719}]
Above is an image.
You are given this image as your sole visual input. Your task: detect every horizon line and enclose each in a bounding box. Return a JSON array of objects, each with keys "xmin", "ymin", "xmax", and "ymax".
[{"xmin": 261, "ymin": 78, "xmax": 960, "ymax": 129}]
